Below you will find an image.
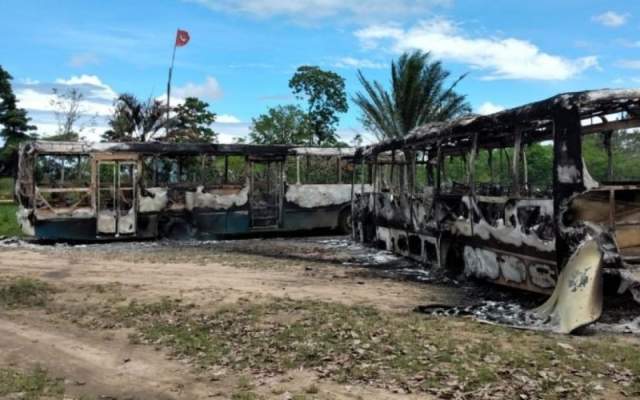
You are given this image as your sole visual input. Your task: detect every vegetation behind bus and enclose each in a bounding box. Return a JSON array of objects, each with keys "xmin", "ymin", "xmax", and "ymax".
[
  {"xmin": 407, "ymin": 132, "xmax": 640, "ymax": 196},
  {"xmin": 0, "ymin": 177, "xmax": 20, "ymax": 236}
]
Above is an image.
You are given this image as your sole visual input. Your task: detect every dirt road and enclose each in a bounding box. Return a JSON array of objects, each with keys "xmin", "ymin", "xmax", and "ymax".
[
  {"xmin": 0, "ymin": 237, "xmax": 638, "ymax": 400},
  {"xmin": 0, "ymin": 238, "xmax": 459, "ymax": 399}
]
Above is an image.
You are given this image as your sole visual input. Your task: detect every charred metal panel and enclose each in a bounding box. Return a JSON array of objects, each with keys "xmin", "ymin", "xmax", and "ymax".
[
  {"xmin": 352, "ymin": 88, "xmax": 640, "ymax": 327},
  {"xmin": 34, "ymin": 219, "xmax": 96, "ymax": 241},
  {"xmin": 282, "ymin": 207, "xmax": 342, "ymax": 231},
  {"xmin": 552, "ymin": 107, "xmax": 585, "ymax": 267},
  {"xmin": 16, "ymin": 141, "xmax": 358, "ymax": 241}
]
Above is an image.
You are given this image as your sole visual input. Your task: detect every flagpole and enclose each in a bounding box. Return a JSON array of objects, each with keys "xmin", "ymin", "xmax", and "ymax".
[{"xmin": 166, "ymin": 31, "xmax": 178, "ymax": 137}]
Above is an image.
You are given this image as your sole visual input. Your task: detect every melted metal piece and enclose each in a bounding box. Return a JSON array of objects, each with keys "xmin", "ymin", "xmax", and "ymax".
[{"xmin": 533, "ymin": 239, "xmax": 603, "ymax": 333}]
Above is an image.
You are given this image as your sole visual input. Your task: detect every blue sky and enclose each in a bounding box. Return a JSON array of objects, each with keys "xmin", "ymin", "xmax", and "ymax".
[{"xmin": 2, "ymin": 0, "xmax": 640, "ymax": 143}]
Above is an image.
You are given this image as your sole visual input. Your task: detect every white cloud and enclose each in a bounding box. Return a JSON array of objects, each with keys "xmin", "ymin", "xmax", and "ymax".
[
  {"xmin": 16, "ymin": 81, "xmax": 115, "ymax": 117},
  {"xmin": 592, "ymin": 11, "xmax": 629, "ymax": 27},
  {"xmin": 186, "ymin": 0, "xmax": 450, "ymax": 22},
  {"xmin": 617, "ymin": 59, "xmax": 640, "ymax": 69},
  {"xmin": 333, "ymin": 57, "xmax": 385, "ymax": 69},
  {"xmin": 55, "ymin": 75, "xmax": 103, "ymax": 86},
  {"xmin": 476, "ymin": 102, "xmax": 505, "ymax": 115},
  {"xmin": 172, "ymin": 76, "xmax": 223, "ymax": 101},
  {"xmin": 13, "ymin": 74, "xmax": 117, "ymax": 142},
  {"xmin": 54, "ymin": 74, "xmax": 118, "ymax": 102},
  {"xmin": 356, "ymin": 25, "xmax": 404, "ymax": 49},
  {"xmin": 212, "ymin": 122, "xmax": 251, "ymax": 143},
  {"xmin": 355, "ymin": 19, "xmax": 599, "ymax": 80},
  {"xmin": 18, "ymin": 78, "xmax": 40, "ymax": 85},
  {"xmin": 69, "ymin": 52, "xmax": 100, "ymax": 68},
  {"xmin": 32, "ymin": 121, "xmax": 108, "ymax": 143},
  {"xmin": 216, "ymin": 114, "xmax": 242, "ymax": 124}
]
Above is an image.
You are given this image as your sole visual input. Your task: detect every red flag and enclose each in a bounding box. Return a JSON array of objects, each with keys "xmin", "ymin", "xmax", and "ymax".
[{"xmin": 175, "ymin": 29, "xmax": 190, "ymax": 47}]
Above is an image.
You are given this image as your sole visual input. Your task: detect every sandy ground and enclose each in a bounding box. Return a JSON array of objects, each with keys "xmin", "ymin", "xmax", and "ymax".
[{"xmin": 0, "ymin": 237, "xmax": 462, "ymax": 399}]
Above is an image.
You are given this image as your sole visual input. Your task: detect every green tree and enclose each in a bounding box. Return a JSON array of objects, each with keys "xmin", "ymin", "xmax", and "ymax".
[
  {"xmin": 167, "ymin": 97, "xmax": 217, "ymax": 143},
  {"xmin": 102, "ymin": 94, "xmax": 166, "ymax": 142},
  {"xmin": 289, "ymin": 66, "xmax": 348, "ymax": 145},
  {"xmin": 526, "ymin": 143, "xmax": 553, "ymax": 189},
  {"xmin": 249, "ymin": 105, "xmax": 310, "ymax": 145},
  {"xmin": 0, "ymin": 66, "xmax": 36, "ymax": 172},
  {"xmin": 354, "ymin": 51, "xmax": 470, "ymax": 140}
]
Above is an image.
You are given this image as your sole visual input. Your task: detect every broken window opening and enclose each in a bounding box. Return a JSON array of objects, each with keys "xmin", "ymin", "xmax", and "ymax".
[
  {"xmin": 225, "ymin": 155, "xmax": 247, "ymax": 186},
  {"xmin": 199, "ymin": 155, "xmax": 226, "ymax": 187},
  {"xmin": 473, "ymin": 148, "xmax": 504, "ymax": 196},
  {"xmin": 35, "ymin": 155, "xmax": 91, "ymax": 189},
  {"xmin": 178, "ymin": 156, "xmax": 203, "ymax": 184},
  {"xmin": 376, "ymin": 153, "xmax": 407, "ymax": 194},
  {"xmin": 412, "ymin": 151, "xmax": 433, "ymax": 195},
  {"xmin": 338, "ymin": 158, "xmax": 359, "ymax": 185},
  {"xmin": 34, "ymin": 154, "xmax": 92, "ymax": 215},
  {"xmin": 296, "ymin": 155, "xmax": 341, "ymax": 185},
  {"xmin": 583, "ymin": 129, "xmax": 640, "ymax": 184},
  {"xmin": 154, "ymin": 157, "xmax": 180, "ymax": 186},
  {"xmin": 440, "ymin": 154, "xmax": 467, "ymax": 194},
  {"xmin": 525, "ymin": 142, "xmax": 554, "ymax": 197}
]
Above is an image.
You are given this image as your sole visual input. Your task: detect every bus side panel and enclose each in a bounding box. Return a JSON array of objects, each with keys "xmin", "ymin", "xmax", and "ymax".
[
  {"xmin": 226, "ymin": 210, "xmax": 250, "ymax": 233},
  {"xmin": 34, "ymin": 219, "xmax": 97, "ymax": 241},
  {"xmin": 282, "ymin": 206, "xmax": 341, "ymax": 231},
  {"xmin": 193, "ymin": 210, "xmax": 250, "ymax": 237}
]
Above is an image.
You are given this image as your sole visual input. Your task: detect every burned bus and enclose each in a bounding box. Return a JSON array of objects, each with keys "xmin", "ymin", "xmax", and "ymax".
[
  {"xmin": 351, "ymin": 89, "xmax": 640, "ymax": 332},
  {"xmin": 14, "ymin": 141, "xmax": 357, "ymax": 241}
]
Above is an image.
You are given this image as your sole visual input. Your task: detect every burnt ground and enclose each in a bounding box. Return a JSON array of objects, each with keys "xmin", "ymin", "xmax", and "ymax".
[{"xmin": 0, "ymin": 236, "xmax": 639, "ymax": 399}]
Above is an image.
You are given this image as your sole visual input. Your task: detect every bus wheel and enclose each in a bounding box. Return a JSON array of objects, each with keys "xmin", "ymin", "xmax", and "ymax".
[
  {"xmin": 338, "ymin": 209, "xmax": 352, "ymax": 235},
  {"xmin": 165, "ymin": 219, "xmax": 193, "ymax": 240}
]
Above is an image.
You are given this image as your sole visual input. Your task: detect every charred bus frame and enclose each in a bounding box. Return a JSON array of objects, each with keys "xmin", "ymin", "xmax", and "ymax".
[
  {"xmin": 15, "ymin": 142, "xmax": 358, "ymax": 241},
  {"xmin": 352, "ymin": 89, "xmax": 640, "ymax": 312}
]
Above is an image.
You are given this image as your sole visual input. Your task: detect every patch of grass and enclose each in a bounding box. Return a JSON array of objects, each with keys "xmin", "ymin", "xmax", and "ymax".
[
  {"xmin": 231, "ymin": 376, "xmax": 260, "ymax": 400},
  {"xmin": 79, "ymin": 297, "xmax": 640, "ymax": 399},
  {"xmin": 0, "ymin": 177, "xmax": 12, "ymax": 200},
  {"xmin": 0, "ymin": 202, "xmax": 21, "ymax": 237},
  {"xmin": 0, "ymin": 278, "xmax": 52, "ymax": 308},
  {"xmin": 231, "ymin": 391, "xmax": 260, "ymax": 400},
  {"xmin": 115, "ymin": 297, "xmax": 186, "ymax": 320},
  {"xmin": 0, "ymin": 366, "xmax": 65, "ymax": 399}
]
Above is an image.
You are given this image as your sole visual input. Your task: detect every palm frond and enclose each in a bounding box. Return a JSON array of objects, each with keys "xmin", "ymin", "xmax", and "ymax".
[{"xmin": 354, "ymin": 50, "xmax": 470, "ymax": 141}]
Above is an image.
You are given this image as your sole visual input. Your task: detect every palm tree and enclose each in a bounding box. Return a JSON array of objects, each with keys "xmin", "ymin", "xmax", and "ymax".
[
  {"xmin": 354, "ymin": 51, "xmax": 470, "ymax": 141},
  {"xmin": 102, "ymin": 94, "xmax": 167, "ymax": 142}
]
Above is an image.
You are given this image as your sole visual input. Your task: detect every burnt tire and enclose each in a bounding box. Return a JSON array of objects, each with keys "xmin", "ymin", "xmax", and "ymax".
[
  {"xmin": 164, "ymin": 219, "xmax": 194, "ymax": 240},
  {"xmin": 338, "ymin": 208, "xmax": 352, "ymax": 235}
]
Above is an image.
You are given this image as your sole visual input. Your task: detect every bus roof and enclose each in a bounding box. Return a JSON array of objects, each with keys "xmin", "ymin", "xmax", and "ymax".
[
  {"xmin": 24, "ymin": 141, "xmax": 356, "ymax": 158},
  {"xmin": 362, "ymin": 88, "xmax": 640, "ymax": 157}
]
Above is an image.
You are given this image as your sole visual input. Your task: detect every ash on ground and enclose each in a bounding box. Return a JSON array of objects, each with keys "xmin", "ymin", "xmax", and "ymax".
[
  {"xmin": 2, "ymin": 234, "xmax": 639, "ymax": 334},
  {"xmin": 415, "ymin": 300, "xmax": 550, "ymax": 331}
]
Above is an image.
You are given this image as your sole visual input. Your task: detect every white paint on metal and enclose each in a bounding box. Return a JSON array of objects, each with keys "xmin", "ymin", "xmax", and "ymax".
[
  {"xmin": 286, "ymin": 184, "xmax": 372, "ymax": 209},
  {"xmin": 16, "ymin": 206, "xmax": 35, "ymax": 236},
  {"xmin": 138, "ymin": 188, "xmax": 168, "ymax": 213},
  {"xmin": 187, "ymin": 185, "xmax": 249, "ymax": 210}
]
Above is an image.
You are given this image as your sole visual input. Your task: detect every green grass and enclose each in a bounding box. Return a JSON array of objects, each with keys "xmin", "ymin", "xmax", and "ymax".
[
  {"xmin": 92, "ymin": 297, "xmax": 640, "ymax": 399},
  {"xmin": 0, "ymin": 177, "xmax": 12, "ymax": 200},
  {"xmin": 0, "ymin": 278, "xmax": 52, "ymax": 308},
  {"xmin": 0, "ymin": 202, "xmax": 20, "ymax": 237},
  {"xmin": 0, "ymin": 366, "xmax": 65, "ymax": 399}
]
